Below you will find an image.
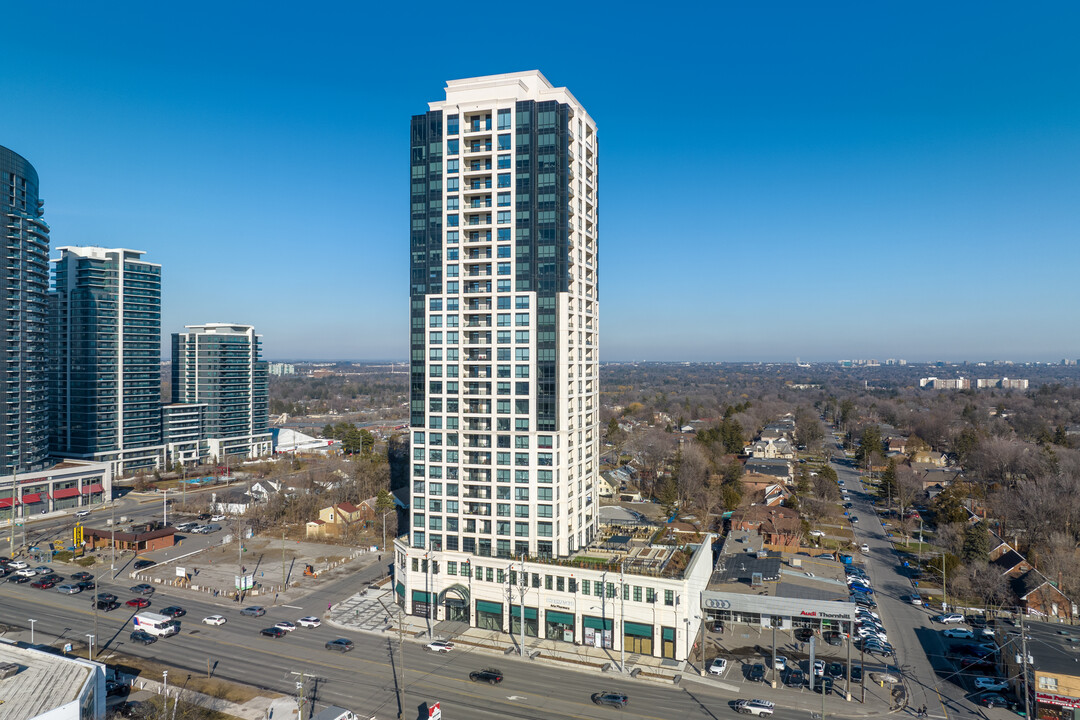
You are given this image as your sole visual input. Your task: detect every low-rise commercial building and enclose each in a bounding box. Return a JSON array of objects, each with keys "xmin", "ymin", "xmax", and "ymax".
[
  {"xmin": 998, "ymin": 619, "xmax": 1080, "ymax": 720},
  {"xmin": 0, "ymin": 460, "xmax": 112, "ymax": 519},
  {"xmin": 394, "ymin": 532, "xmax": 713, "ymax": 660},
  {"xmin": 701, "ymin": 530, "xmax": 855, "ymax": 634},
  {"xmin": 0, "ymin": 640, "xmax": 106, "ymax": 720}
]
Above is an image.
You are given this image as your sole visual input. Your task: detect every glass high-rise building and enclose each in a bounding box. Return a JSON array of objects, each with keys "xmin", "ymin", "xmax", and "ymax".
[
  {"xmin": 0, "ymin": 145, "xmax": 50, "ymax": 474},
  {"xmin": 406, "ymin": 71, "xmax": 599, "ymax": 561},
  {"xmin": 50, "ymin": 247, "xmax": 163, "ymax": 473},
  {"xmin": 171, "ymin": 323, "xmax": 271, "ymax": 462}
]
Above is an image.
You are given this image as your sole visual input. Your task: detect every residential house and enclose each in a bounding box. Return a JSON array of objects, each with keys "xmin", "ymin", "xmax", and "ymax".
[
  {"xmin": 305, "ymin": 501, "xmax": 375, "ymax": 539},
  {"xmin": 1013, "ymin": 570, "xmax": 1073, "ymax": 620},
  {"xmin": 728, "ymin": 505, "xmax": 802, "ymax": 550},
  {"xmin": 918, "ymin": 468, "xmax": 962, "ymax": 492},
  {"xmin": 746, "ymin": 438, "xmax": 795, "ymax": 460},
  {"xmin": 597, "ymin": 473, "xmax": 619, "ymax": 498},
  {"xmin": 887, "ymin": 437, "xmax": 909, "ymax": 455},
  {"xmin": 911, "ymin": 449, "xmax": 948, "ymax": 467},
  {"xmin": 744, "ymin": 458, "xmax": 794, "ymax": 484},
  {"xmin": 212, "ymin": 489, "xmax": 255, "ymax": 515},
  {"xmin": 740, "ymin": 474, "xmax": 793, "ymax": 507}
]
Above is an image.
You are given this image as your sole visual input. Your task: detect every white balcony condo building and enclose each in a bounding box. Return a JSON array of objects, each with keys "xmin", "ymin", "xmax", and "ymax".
[{"xmin": 394, "ymin": 72, "xmax": 705, "ymax": 661}]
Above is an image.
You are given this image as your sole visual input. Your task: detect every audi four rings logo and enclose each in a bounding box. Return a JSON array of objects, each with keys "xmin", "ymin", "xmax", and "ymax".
[{"xmin": 704, "ymin": 599, "xmax": 731, "ymax": 609}]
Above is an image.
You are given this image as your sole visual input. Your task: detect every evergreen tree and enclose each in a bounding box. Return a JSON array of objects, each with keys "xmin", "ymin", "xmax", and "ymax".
[{"xmin": 962, "ymin": 521, "xmax": 991, "ymax": 563}]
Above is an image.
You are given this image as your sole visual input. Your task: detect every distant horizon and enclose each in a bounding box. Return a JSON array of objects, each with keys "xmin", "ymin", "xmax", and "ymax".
[{"xmin": 255, "ymin": 357, "xmax": 1080, "ymax": 366}]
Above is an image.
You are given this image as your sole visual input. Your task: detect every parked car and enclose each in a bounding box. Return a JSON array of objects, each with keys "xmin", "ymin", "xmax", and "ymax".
[
  {"xmin": 974, "ymin": 678, "xmax": 1009, "ymax": 692},
  {"xmin": 813, "ymin": 660, "xmax": 825, "ymax": 676},
  {"xmin": 427, "ymin": 640, "xmax": 454, "ymax": 653},
  {"xmin": 130, "ymin": 630, "xmax": 157, "ymax": 645},
  {"xmin": 203, "ymin": 615, "xmax": 227, "ymax": 625},
  {"xmin": 860, "ymin": 544, "xmax": 870, "ymax": 553},
  {"xmin": 850, "ymin": 516, "xmax": 859, "ymax": 524},
  {"xmin": 935, "ymin": 613, "xmax": 965, "ymax": 624},
  {"xmin": 850, "ymin": 666, "xmax": 863, "ymax": 683},
  {"xmin": 826, "ymin": 662, "xmax": 845, "ymax": 679},
  {"xmin": 812, "ymin": 678, "xmax": 835, "ymax": 694},
  {"xmin": 906, "ymin": 594, "xmax": 923, "ymax": 605},
  {"xmin": 298, "ymin": 616, "xmax": 322, "ymax": 628},
  {"xmin": 708, "ymin": 657, "xmax": 729, "ymax": 675},
  {"xmin": 161, "ymin": 606, "xmax": 186, "ymax": 618},
  {"xmin": 133, "ymin": 560, "xmax": 156, "ymax": 570},
  {"xmin": 794, "ymin": 628, "xmax": 814, "ymax": 642},
  {"xmin": 749, "ymin": 663, "xmax": 766, "ymax": 682},
  {"xmin": 8, "ymin": 561, "xmax": 28, "ymax": 570},
  {"xmin": 240, "ymin": 606, "xmax": 266, "ymax": 617},
  {"xmin": 126, "ymin": 598, "xmax": 151, "ymax": 608},
  {"xmin": 591, "ymin": 692, "xmax": 629, "ymax": 709},
  {"xmin": 469, "ymin": 668, "xmax": 504, "ymax": 684},
  {"xmin": 977, "ymin": 693, "xmax": 1012, "ymax": 709},
  {"xmin": 773, "ymin": 655, "xmax": 787, "ymax": 671},
  {"xmin": 734, "ymin": 699, "xmax": 774, "ymax": 716},
  {"xmin": 260, "ymin": 627, "xmax": 287, "ymax": 638},
  {"xmin": 325, "ymin": 638, "xmax": 354, "ymax": 653},
  {"xmin": 785, "ymin": 669, "xmax": 805, "ymax": 687},
  {"xmin": 808, "ymin": 530, "xmax": 825, "ymax": 538},
  {"xmin": 210, "ymin": 514, "xmax": 227, "ymax": 522},
  {"xmin": 823, "ymin": 631, "xmax": 844, "ymax": 646},
  {"xmin": 943, "ymin": 628, "xmax": 974, "ymax": 639}
]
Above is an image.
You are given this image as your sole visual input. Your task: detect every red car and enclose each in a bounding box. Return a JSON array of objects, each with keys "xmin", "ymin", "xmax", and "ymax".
[
  {"xmin": 126, "ymin": 597, "xmax": 151, "ymax": 608},
  {"xmin": 31, "ymin": 579, "xmax": 56, "ymax": 589}
]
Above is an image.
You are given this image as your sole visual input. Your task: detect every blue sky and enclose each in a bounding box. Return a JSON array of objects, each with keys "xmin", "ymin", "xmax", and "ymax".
[{"xmin": 3, "ymin": 2, "xmax": 1077, "ymax": 362}]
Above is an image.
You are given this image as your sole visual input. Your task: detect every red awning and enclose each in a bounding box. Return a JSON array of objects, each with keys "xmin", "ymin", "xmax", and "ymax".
[
  {"xmin": 81, "ymin": 484, "xmax": 104, "ymax": 495},
  {"xmin": 52, "ymin": 487, "xmax": 80, "ymax": 500},
  {"xmin": 0, "ymin": 498, "xmax": 16, "ymax": 508},
  {"xmin": 20, "ymin": 493, "xmax": 42, "ymax": 504}
]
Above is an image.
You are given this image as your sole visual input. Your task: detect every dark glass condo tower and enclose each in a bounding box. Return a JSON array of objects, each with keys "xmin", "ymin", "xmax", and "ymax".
[{"xmin": 0, "ymin": 145, "xmax": 50, "ymax": 474}]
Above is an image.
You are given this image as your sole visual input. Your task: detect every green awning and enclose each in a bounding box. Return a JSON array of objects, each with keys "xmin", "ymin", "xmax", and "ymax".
[
  {"xmin": 477, "ymin": 600, "xmax": 503, "ymax": 614},
  {"xmin": 583, "ymin": 616, "xmax": 613, "ymax": 631},
  {"xmin": 510, "ymin": 606, "xmax": 538, "ymax": 620},
  {"xmin": 546, "ymin": 610, "xmax": 574, "ymax": 625},
  {"xmin": 412, "ymin": 590, "xmax": 432, "ymax": 603},
  {"xmin": 662, "ymin": 627, "xmax": 675, "ymax": 641},
  {"xmin": 624, "ymin": 621, "xmax": 653, "ymax": 637},
  {"xmin": 395, "ymin": 581, "xmax": 405, "ymax": 596}
]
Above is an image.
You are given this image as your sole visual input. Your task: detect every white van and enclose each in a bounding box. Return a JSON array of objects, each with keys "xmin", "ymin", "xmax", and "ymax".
[{"xmin": 133, "ymin": 612, "xmax": 180, "ymax": 637}]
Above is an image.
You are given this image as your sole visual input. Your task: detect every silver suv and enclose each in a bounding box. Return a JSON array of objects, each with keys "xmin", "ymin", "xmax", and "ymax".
[{"xmin": 735, "ymin": 699, "xmax": 775, "ymax": 716}]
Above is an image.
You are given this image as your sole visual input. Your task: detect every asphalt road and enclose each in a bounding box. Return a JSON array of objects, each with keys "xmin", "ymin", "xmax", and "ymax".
[
  {"xmin": 2, "ymin": 549, "xmax": 880, "ymax": 720},
  {"xmin": 826, "ymin": 436, "xmax": 990, "ymax": 720}
]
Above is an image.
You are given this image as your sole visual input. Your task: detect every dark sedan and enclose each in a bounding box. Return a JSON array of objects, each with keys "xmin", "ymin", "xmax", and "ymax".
[
  {"xmin": 161, "ymin": 606, "xmax": 186, "ymax": 618},
  {"xmin": 260, "ymin": 627, "xmax": 287, "ymax": 638},
  {"xmin": 71, "ymin": 571, "xmax": 93, "ymax": 582},
  {"xmin": 325, "ymin": 639, "xmax": 354, "ymax": 652},
  {"xmin": 77, "ymin": 580, "xmax": 96, "ymax": 591},
  {"xmin": 469, "ymin": 668, "xmax": 504, "ymax": 684},
  {"xmin": 130, "ymin": 630, "xmax": 157, "ymax": 645}
]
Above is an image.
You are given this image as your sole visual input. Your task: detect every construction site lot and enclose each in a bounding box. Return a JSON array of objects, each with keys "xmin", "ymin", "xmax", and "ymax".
[{"xmin": 130, "ymin": 535, "xmax": 387, "ymax": 604}]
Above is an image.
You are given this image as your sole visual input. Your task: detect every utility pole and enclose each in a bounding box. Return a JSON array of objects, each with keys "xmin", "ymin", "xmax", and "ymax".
[
  {"xmin": 860, "ymin": 644, "xmax": 865, "ymax": 703},
  {"xmin": 110, "ymin": 501, "xmax": 115, "ymax": 578},
  {"xmin": 942, "ymin": 553, "xmax": 947, "ymax": 612},
  {"xmin": 376, "ymin": 596, "xmax": 405, "ymax": 720},
  {"xmin": 281, "ymin": 529, "xmax": 286, "ymax": 601},
  {"xmin": 162, "ymin": 488, "xmax": 168, "ymax": 526},
  {"xmin": 845, "ymin": 626, "xmax": 852, "ymax": 701},
  {"xmin": 699, "ymin": 608, "xmax": 706, "ymax": 677},
  {"xmin": 1021, "ymin": 612, "xmax": 1031, "ymax": 720},
  {"xmin": 518, "ymin": 555, "xmax": 527, "ymax": 658},
  {"xmin": 620, "ymin": 559, "xmax": 626, "ymax": 673},
  {"xmin": 770, "ymin": 623, "xmax": 777, "ymax": 688}
]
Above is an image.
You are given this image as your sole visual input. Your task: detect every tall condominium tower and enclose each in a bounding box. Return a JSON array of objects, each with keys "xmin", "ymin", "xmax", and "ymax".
[
  {"xmin": 406, "ymin": 72, "xmax": 599, "ymax": 561},
  {"xmin": 0, "ymin": 146, "xmax": 50, "ymax": 474},
  {"xmin": 50, "ymin": 247, "xmax": 163, "ymax": 474},
  {"xmin": 171, "ymin": 323, "xmax": 271, "ymax": 462}
]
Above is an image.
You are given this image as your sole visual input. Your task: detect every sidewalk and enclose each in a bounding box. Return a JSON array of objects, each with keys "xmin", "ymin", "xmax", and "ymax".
[{"xmin": 325, "ymin": 586, "xmax": 902, "ymax": 717}]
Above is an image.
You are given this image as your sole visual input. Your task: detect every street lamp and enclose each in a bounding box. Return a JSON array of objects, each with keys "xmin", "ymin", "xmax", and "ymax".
[
  {"xmin": 29, "ymin": 619, "xmax": 36, "ymax": 644},
  {"xmin": 86, "ymin": 634, "xmax": 94, "ymax": 661},
  {"xmin": 162, "ymin": 670, "xmax": 168, "ymax": 707}
]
